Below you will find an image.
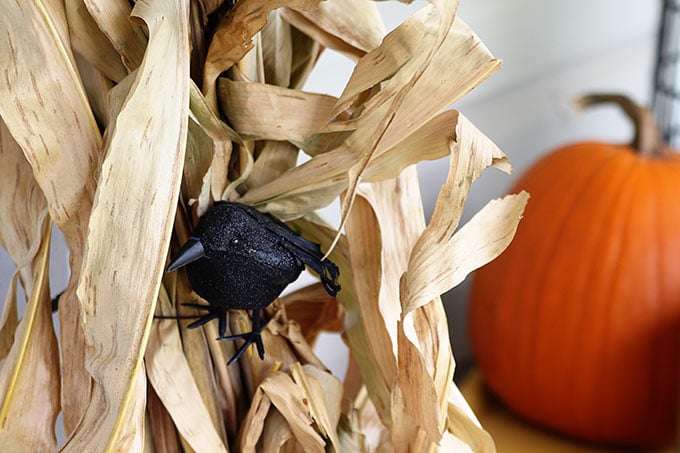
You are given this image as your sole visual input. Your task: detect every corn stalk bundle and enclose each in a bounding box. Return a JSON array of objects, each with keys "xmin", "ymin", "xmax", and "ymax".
[{"xmin": 0, "ymin": 0, "xmax": 528, "ymax": 451}]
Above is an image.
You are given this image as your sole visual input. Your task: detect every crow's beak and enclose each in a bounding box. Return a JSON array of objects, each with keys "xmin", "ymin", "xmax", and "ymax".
[{"xmin": 167, "ymin": 237, "xmax": 205, "ymax": 272}]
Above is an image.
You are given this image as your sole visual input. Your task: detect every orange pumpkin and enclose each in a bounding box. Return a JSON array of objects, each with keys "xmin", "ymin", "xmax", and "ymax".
[{"xmin": 469, "ymin": 94, "xmax": 680, "ymax": 448}]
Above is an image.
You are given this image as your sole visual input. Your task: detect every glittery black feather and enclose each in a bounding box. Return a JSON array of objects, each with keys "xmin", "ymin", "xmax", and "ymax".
[{"xmin": 166, "ymin": 201, "xmax": 340, "ymax": 364}]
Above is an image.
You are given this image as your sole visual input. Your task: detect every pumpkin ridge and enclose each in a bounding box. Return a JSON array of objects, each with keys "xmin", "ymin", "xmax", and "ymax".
[
  {"xmin": 471, "ymin": 147, "xmax": 618, "ymax": 406},
  {"xmin": 644, "ymin": 162, "xmax": 678, "ymax": 443},
  {"xmin": 647, "ymin": 165, "xmax": 664, "ymax": 436},
  {"xmin": 581, "ymin": 160, "xmax": 643, "ymax": 439},
  {"xmin": 521, "ymin": 149, "xmax": 624, "ymax": 404},
  {"xmin": 509, "ymin": 150, "xmax": 597, "ymax": 396},
  {"xmin": 558, "ymin": 155, "xmax": 641, "ymax": 435}
]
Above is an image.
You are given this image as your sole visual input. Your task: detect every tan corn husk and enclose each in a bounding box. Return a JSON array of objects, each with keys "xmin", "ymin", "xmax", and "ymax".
[{"xmin": 0, "ymin": 0, "xmax": 528, "ymax": 451}]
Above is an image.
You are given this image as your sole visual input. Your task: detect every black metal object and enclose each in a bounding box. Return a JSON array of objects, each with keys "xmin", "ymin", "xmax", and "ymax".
[
  {"xmin": 167, "ymin": 201, "xmax": 340, "ymax": 365},
  {"xmin": 653, "ymin": 0, "xmax": 680, "ymax": 146}
]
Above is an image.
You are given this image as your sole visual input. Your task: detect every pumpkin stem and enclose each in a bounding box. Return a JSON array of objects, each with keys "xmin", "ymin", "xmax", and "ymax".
[{"xmin": 576, "ymin": 94, "xmax": 663, "ymax": 157}]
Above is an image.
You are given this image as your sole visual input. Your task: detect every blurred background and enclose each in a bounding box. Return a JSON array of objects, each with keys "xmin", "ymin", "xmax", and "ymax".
[{"xmin": 0, "ymin": 0, "xmax": 667, "ymax": 448}]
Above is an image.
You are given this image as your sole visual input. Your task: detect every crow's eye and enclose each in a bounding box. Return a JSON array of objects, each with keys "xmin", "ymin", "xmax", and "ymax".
[{"xmin": 231, "ymin": 237, "xmax": 240, "ymax": 246}]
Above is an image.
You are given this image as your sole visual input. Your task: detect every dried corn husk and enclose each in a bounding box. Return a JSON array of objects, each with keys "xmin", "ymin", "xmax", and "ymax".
[{"xmin": 0, "ymin": 0, "xmax": 529, "ymax": 451}]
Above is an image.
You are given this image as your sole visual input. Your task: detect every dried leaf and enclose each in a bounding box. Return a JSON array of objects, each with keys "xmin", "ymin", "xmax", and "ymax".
[
  {"xmin": 395, "ymin": 320, "xmax": 441, "ymax": 443},
  {"xmin": 259, "ymin": 371, "xmax": 326, "ymax": 452},
  {"xmin": 0, "ymin": 219, "xmax": 59, "ymax": 452},
  {"xmin": 188, "ymin": 81, "xmax": 250, "ymax": 205},
  {"xmin": 446, "ymin": 401, "xmax": 495, "ymax": 453},
  {"xmin": 342, "ymin": 195, "xmax": 396, "ymax": 420},
  {"xmin": 235, "ymin": 384, "xmax": 272, "ymax": 452},
  {"xmin": 145, "ymin": 286, "xmax": 229, "ymax": 453},
  {"xmin": 73, "ymin": 52, "xmax": 113, "ymax": 130},
  {"xmin": 218, "ymin": 80, "xmax": 337, "ymax": 142},
  {"xmin": 185, "ymin": 117, "xmax": 216, "ymax": 202},
  {"xmin": 82, "ymin": 0, "xmax": 147, "ymax": 71},
  {"xmin": 0, "ymin": 275, "xmax": 19, "ymax": 364},
  {"xmin": 0, "ymin": 118, "xmax": 51, "ymax": 398},
  {"xmin": 280, "ymin": 283, "xmax": 343, "ymax": 344},
  {"xmin": 261, "ymin": 410, "xmax": 296, "ymax": 451},
  {"xmin": 402, "ymin": 114, "xmax": 523, "ymax": 315},
  {"xmin": 291, "ymin": 363, "xmax": 343, "ymax": 451},
  {"xmin": 261, "ymin": 11, "xmax": 294, "ymax": 87},
  {"xmin": 352, "ymin": 169, "xmax": 453, "ymax": 449},
  {"xmin": 0, "ymin": 0, "xmax": 101, "ymax": 249},
  {"xmin": 404, "ymin": 193, "xmax": 529, "ymax": 314},
  {"xmin": 202, "ymin": 0, "xmax": 322, "ymax": 112},
  {"xmin": 288, "ymin": 25, "xmax": 322, "ymax": 90},
  {"xmin": 172, "ymin": 279, "xmax": 230, "ymax": 444},
  {"xmin": 65, "ymin": 0, "xmax": 128, "ymax": 82},
  {"xmin": 146, "ymin": 384, "xmax": 181, "ymax": 453},
  {"xmin": 239, "ymin": 15, "xmax": 500, "ymax": 223},
  {"xmin": 0, "ymin": 121, "xmax": 48, "ymax": 271},
  {"xmin": 281, "ymin": 0, "xmax": 384, "ymax": 60},
  {"xmin": 243, "ymin": 141, "xmax": 300, "ymax": 191},
  {"xmin": 63, "ymin": 0, "xmax": 190, "ymax": 449}
]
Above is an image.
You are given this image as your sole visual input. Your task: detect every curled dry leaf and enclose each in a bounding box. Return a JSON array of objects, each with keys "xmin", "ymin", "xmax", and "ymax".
[
  {"xmin": 402, "ymin": 113, "xmax": 518, "ymax": 315},
  {"xmin": 279, "ymin": 282, "xmax": 344, "ymax": 344},
  {"xmin": 202, "ymin": 0, "xmax": 322, "ymax": 111},
  {"xmin": 445, "ymin": 387, "xmax": 496, "ymax": 453},
  {"xmin": 252, "ymin": 371, "xmax": 326, "ymax": 452},
  {"xmin": 291, "ymin": 363, "xmax": 343, "ymax": 451},
  {"xmin": 403, "ymin": 191, "xmax": 529, "ymax": 315},
  {"xmin": 280, "ymin": 0, "xmax": 385, "ymax": 60}
]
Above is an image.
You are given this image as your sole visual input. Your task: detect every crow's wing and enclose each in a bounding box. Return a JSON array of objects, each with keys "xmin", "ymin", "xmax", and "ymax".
[{"xmin": 238, "ymin": 204, "xmax": 341, "ymax": 297}]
